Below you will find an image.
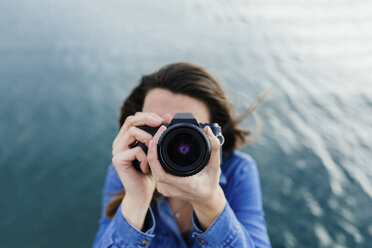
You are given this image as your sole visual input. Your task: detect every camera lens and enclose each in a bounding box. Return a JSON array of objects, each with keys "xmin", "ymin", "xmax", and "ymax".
[{"xmin": 158, "ymin": 124, "xmax": 211, "ymax": 176}]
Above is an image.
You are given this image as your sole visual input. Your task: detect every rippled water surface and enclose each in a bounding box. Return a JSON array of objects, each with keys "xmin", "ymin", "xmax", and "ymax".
[{"xmin": 1, "ymin": 0, "xmax": 372, "ymax": 247}]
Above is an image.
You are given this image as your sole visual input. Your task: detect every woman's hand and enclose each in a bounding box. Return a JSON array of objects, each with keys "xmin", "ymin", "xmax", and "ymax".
[
  {"xmin": 111, "ymin": 112, "xmax": 164, "ymax": 230},
  {"xmin": 148, "ymin": 125, "xmax": 227, "ymax": 230}
]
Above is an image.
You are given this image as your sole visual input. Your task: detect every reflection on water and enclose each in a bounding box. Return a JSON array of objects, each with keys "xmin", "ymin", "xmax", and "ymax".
[{"xmin": 1, "ymin": 0, "xmax": 371, "ymax": 247}]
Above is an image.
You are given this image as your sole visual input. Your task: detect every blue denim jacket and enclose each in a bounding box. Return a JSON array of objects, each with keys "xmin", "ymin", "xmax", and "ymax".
[{"xmin": 93, "ymin": 150, "xmax": 271, "ymax": 247}]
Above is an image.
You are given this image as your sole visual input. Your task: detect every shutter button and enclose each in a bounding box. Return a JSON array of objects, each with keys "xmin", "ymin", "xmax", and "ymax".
[
  {"xmin": 197, "ymin": 238, "xmax": 205, "ymax": 244},
  {"xmin": 140, "ymin": 240, "xmax": 149, "ymax": 246}
]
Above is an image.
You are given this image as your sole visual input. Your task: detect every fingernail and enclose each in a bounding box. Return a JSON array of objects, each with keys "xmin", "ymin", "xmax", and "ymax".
[
  {"xmin": 206, "ymin": 126, "xmax": 211, "ymax": 135},
  {"xmin": 161, "ymin": 125, "xmax": 166, "ymax": 131}
]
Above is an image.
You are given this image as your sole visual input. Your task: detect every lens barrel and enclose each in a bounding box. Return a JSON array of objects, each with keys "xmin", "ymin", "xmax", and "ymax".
[{"xmin": 158, "ymin": 123, "xmax": 211, "ymax": 176}]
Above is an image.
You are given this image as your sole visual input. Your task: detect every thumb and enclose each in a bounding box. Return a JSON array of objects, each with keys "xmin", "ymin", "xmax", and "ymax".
[{"xmin": 204, "ymin": 126, "xmax": 222, "ymax": 170}]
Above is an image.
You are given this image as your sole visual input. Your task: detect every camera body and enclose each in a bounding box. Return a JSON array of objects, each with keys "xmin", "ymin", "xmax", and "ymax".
[{"xmin": 133, "ymin": 113, "xmax": 224, "ymax": 177}]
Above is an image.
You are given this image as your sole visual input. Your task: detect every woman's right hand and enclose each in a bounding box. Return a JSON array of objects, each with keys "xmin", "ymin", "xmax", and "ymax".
[{"xmin": 111, "ymin": 112, "xmax": 164, "ymax": 229}]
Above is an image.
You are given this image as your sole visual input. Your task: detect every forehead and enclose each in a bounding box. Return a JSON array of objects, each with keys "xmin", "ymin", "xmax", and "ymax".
[{"xmin": 142, "ymin": 88, "xmax": 210, "ymax": 123}]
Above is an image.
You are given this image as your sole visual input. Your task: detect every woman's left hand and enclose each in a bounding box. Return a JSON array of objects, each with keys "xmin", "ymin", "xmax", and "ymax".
[{"xmin": 147, "ymin": 125, "xmax": 227, "ymax": 230}]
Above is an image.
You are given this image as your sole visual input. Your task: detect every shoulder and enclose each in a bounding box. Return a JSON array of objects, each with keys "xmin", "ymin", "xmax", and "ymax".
[
  {"xmin": 222, "ymin": 149, "xmax": 258, "ymax": 177},
  {"xmin": 220, "ymin": 150, "xmax": 261, "ymax": 194}
]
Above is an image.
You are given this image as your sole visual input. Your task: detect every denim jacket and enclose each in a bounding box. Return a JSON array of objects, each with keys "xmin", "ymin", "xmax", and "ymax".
[{"xmin": 93, "ymin": 150, "xmax": 271, "ymax": 247}]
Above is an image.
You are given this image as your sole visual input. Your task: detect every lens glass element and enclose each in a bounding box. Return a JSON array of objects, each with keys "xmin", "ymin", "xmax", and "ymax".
[{"xmin": 167, "ymin": 132, "xmax": 201, "ymax": 167}]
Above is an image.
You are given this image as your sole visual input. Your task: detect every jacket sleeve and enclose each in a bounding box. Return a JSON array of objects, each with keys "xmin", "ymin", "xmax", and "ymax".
[
  {"xmin": 190, "ymin": 156, "xmax": 271, "ymax": 247},
  {"xmin": 92, "ymin": 164, "xmax": 156, "ymax": 248}
]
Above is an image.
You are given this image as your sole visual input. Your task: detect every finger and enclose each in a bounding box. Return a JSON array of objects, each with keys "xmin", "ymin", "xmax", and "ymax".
[
  {"xmin": 113, "ymin": 112, "xmax": 163, "ymax": 148},
  {"xmin": 204, "ymin": 126, "xmax": 221, "ymax": 169},
  {"xmin": 140, "ymin": 159, "xmax": 149, "ymax": 174},
  {"xmin": 161, "ymin": 113, "xmax": 173, "ymax": 124},
  {"xmin": 115, "ymin": 112, "xmax": 162, "ymax": 142},
  {"xmin": 126, "ymin": 146, "xmax": 150, "ymax": 174},
  {"xmin": 127, "ymin": 112, "xmax": 164, "ymax": 129},
  {"xmin": 147, "ymin": 125, "xmax": 168, "ymax": 181},
  {"xmin": 151, "ymin": 124, "xmax": 167, "ymax": 145},
  {"xmin": 147, "ymin": 129, "xmax": 187, "ymax": 187},
  {"xmin": 112, "ymin": 146, "xmax": 147, "ymax": 171},
  {"xmin": 112, "ymin": 126, "xmax": 153, "ymax": 155}
]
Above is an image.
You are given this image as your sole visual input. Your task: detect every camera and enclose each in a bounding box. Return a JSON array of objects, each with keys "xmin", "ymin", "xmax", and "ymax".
[{"xmin": 132, "ymin": 113, "xmax": 224, "ymax": 177}]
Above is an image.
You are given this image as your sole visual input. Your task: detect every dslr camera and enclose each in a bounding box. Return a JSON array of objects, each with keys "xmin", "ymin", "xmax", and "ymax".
[{"xmin": 132, "ymin": 113, "xmax": 224, "ymax": 177}]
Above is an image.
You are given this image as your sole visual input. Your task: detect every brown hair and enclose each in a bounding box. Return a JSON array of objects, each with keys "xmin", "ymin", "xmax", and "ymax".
[{"xmin": 105, "ymin": 62, "xmax": 267, "ymax": 219}]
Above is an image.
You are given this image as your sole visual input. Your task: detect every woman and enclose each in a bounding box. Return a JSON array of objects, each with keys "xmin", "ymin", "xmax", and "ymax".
[{"xmin": 93, "ymin": 62, "xmax": 271, "ymax": 247}]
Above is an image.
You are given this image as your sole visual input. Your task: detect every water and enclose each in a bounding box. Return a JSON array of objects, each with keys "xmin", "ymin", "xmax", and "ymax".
[{"xmin": 1, "ymin": 0, "xmax": 371, "ymax": 247}]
